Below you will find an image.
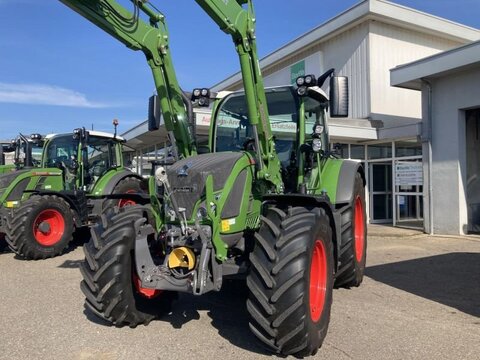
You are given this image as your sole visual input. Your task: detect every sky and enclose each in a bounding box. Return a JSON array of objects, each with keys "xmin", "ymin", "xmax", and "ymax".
[{"xmin": 0, "ymin": 0, "xmax": 480, "ymax": 139}]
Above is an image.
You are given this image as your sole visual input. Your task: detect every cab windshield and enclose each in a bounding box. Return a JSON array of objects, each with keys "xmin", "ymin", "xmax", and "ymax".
[
  {"xmin": 85, "ymin": 136, "xmax": 119, "ymax": 179},
  {"xmin": 44, "ymin": 135, "xmax": 79, "ymax": 168},
  {"xmin": 215, "ymin": 87, "xmax": 298, "ymax": 167}
]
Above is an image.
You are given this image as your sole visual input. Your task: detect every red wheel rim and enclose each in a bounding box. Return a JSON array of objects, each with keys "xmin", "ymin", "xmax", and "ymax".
[
  {"xmin": 354, "ymin": 196, "xmax": 365, "ymax": 262},
  {"xmin": 118, "ymin": 189, "xmax": 137, "ymax": 208},
  {"xmin": 132, "ymin": 270, "xmax": 161, "ymax": 299},
  {"xmin": 32, "ymin": 209, "xmax": 65, "ymax": 246},
  {"xmin": 310, "ymin": 240, "xmax": 327, "ymax": 322}
]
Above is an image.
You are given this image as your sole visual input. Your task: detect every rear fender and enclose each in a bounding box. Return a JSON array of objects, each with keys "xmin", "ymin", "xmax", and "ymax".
[
  {"xmin": 320, "ymin": 159, "xmax": 365, "ymax": 206},
  {"xmin": 335, "ymin": 161, "xmax": 365, "ymax": 205}
]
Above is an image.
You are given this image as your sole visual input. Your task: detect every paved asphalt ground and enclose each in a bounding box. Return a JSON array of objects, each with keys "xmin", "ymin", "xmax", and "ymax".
[{"xmin": 1, "ymin": 225, "xmax": 479, "ymax": 360}]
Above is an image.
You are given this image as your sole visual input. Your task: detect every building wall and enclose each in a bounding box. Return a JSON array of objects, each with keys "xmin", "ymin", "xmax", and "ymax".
[
  {"xmin": 246, "ymin": 22, "xmax": 371, "ymax": 119},
  {"xmin": 234, "ymin": 20, "xmax": 462, "ymax": 126},
  {"xmin": 263, "ymin": 52, "xmax": 323, "ymax": 87},
  {"xmin": 322, "ymin": 22, "xmax": 370, "ymax": 119},
  {"xmin": 370, "ymin": 21, "xmax": 461, "ymax": 122},
  {"xmin": 424, "ymin": 67, "xmax": 480, "ymax": 234}
]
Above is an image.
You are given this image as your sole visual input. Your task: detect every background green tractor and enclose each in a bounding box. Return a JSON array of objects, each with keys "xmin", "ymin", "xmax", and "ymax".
[
  {"xmin": 0, "ymin": 133, "xmax": 44, "ymax": 175},
  {"xmin": 0, "ymin": 142, "xmax": 15, "ymax": 174},
  {"xmin": 0, "ymin": 126, "xmax": 145, "ymax": 259}
]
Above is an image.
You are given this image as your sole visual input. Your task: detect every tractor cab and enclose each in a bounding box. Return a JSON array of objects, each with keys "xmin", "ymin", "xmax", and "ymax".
[
  {"xmin": 0, "ymin": 134, "xmax": 44, "ymax": 173},
  {"xmin": 0, "ymin": 142, "xmax": 15, "ymax": 168},
  {"xmin": 13, "ymin": 133, "xmax": 44, "ymax": 169},
  {"xmin": 42, "ymin": 130, "xmax": 124, "ymax": 191},
  {"xmin": 210, "ymin": 80, "xmax": 334, "ymax": 193}
]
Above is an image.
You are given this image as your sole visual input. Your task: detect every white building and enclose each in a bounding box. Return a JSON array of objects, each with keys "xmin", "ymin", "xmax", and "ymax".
[
  {"xmin": 123, "ymin": 0, "xmax": 480, "ymax": 231},
  {"xmin": 391, "ymin": 41, "xmax": 480, "ymax": 235}
]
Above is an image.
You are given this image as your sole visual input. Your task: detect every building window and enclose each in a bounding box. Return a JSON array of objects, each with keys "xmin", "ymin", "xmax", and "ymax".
[
  {"xmin": 368, "ymin": 143, "xmax": 392, "ymax": 159},
  {"xmin": 351, "ymin": 145, "xmax": 365, "ymax": 160},
  {"xmin": 395, "ymin": 140, "xmax": 422, "ymax": 157},
  {"xmin": 333, "ymin": 143, "xmax": 349, "ymax": 158}
]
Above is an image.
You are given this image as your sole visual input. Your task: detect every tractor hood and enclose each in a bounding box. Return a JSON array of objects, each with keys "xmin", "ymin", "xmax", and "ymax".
[{"xmin": 166, "ymin": 152, "xmax": 247, "ymax": 220}]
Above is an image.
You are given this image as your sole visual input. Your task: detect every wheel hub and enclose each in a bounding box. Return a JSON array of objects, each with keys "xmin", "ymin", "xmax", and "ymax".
[
  {"xmin": 38, "ymin": 221, "xmax": 51, "ymax": 234},
  {"xmin": 32, "ymin": 209, "xmax": 65, "ymax": 246}
]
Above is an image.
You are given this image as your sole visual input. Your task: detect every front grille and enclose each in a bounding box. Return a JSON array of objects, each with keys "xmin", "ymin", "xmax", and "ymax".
[{"xmin": 166, "ymin": 153, "xmax": 244, "ymax": 220}]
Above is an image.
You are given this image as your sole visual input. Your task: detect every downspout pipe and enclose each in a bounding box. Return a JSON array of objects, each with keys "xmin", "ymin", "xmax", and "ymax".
[{"xmin": 422, "ymin": 79, "xmax": 434, "ymax": 235}]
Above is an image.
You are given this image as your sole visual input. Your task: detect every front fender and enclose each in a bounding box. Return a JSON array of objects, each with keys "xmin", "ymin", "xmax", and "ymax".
[{"xmin": 90, "ymin": 168, "xmax": 143, "ymax": 195}]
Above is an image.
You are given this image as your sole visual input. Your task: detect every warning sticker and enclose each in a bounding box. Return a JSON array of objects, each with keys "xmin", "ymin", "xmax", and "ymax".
[{"xmin": 221, "ymin": 218, "xmax": 236, "ymax": 232}]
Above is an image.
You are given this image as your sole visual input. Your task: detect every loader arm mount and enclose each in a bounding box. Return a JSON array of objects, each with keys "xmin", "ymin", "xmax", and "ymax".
[{"xmin": 194, "ymin": 0, "xmax": 283, "ymax": 191}]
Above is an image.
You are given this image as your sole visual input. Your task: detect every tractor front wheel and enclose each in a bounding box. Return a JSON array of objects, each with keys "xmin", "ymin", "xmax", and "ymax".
[
  {"xmin": 80, "ymin": 205, "xmax": 172, "ymax": 327},
  {"xmin": 6, "ymin": 195, "xmax": 74, "ymax": 260},
  {"xmin": 246, "ymin": 206, "xmax": 334, "ymax": 357}
]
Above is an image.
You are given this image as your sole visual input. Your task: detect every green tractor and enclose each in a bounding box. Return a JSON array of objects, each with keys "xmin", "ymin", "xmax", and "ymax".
[
  {"xmin": 0, "ymin": 133, "xmax": 44, "ymax": 175},
  {"xmin": 0, "ymin": 126, "xmax": 145, "ymax": 259},
  {"xmin": 60, "ymin": 0, "xmax": 367, "ymax": 356},
  {"xmin": 0, "ymin": 142, "xmax": 15, "ymax": 174}
]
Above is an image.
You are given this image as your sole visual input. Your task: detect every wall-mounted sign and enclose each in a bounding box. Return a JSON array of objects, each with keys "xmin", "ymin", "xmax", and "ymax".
[
  {"xmin": 395, "ymin": 161, "xmax": 423, "ymax": 186},
  {"xmin": 290, "ymin": 60, "xmax": 305, "ymax": 84}
]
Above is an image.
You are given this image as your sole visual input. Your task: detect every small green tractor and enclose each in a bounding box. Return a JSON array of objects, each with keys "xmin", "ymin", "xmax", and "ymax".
[
  {"xmin": 0, "ymin": 142, "xmax": 15, "ymax": 174},
  {"xmin": 0, "ymin": 127, "xmax": 145, "ymax": 259},
  {"xmin": 0, "ymin": 133, "xmax": 44, "ymax": 175},
  {"xmin": 60, "ymin": 0, "xmax": 367, "ymax": 356}
]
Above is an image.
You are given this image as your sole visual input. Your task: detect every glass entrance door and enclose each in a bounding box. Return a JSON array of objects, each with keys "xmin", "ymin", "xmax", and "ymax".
[
  {"xmin": 466, "ymin": 109, "xmax": 480, "ymax": 233},
  {"xmin": 369, "ymin": 162, "xmax": 393, "ymax": 223}
]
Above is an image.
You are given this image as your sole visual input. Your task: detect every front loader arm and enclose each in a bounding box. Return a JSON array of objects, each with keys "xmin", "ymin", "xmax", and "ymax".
[
  {"xmin": 58, "ymin": 0, "xmax": 196, "ymax": 158},
  {"xmin": 194, "ymin": 0, "xmax": 283, "ymax": 191}
]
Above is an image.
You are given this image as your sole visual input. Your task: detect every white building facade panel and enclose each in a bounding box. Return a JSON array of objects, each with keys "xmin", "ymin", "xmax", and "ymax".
[
  {"xmin": 424, "ymin": 69, "xmax": 480, "ymax": 234},
  {"xmin": 321, "ymin": 22, "xmax": 370, "ymax": 119},
  {"xmin": 370, "ymin": 21, "xmax": 461, "ymax": 121}
]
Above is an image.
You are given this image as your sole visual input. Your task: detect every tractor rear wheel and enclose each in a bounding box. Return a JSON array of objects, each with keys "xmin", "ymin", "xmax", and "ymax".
[
  {"xmin": 102, "ymin": 177, "xmax": 143, "ymax": 213},
  {"xmin": 246, "ymin": 206, "xmax": 334, "ymax": 357},
  {"xmin": 80, "ymin": 205, "xmax": 172, "ymax": 327},
  {"xmin": 6, "ymin": 195, "xmax": 74, "ymax": 260},
  {"xmin": 334, "ymin": 172, "xmax": 367, "ymax": 288}
]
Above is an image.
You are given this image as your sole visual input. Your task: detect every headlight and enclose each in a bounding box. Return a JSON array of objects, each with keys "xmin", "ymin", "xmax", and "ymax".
[
  {"xmin": 155, "ymin": 165, "xmax": 168, "ymax": 186},
  {"xmin": 304, "ymin": 74, "xmax": 317, "ymax": 87},
  {"xmin": 313, "ymin": 124, "xmax": 324, "ymax": 136},
  {"xmin": 296, "ymin": 76, "xmax": 305, "ymax": 87},
  {"xmin": 312, "ymin": 138, "xmax": 322, "ymax": 152},
  {"xmin": 297, "ymin": 86, "xmax": 307, "ymax": 97}
]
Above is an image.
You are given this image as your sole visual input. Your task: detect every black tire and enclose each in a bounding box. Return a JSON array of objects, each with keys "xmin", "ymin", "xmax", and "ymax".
[
  {"xmin": 0, "ymin": 233, "xmax": 8, "ymax": 253},
  {"xmin": 6, "ymin": 195, "xmax": 74, "ymax": 260},
  {"xmin": 80, "ymin": 205, "xmax": 173, "ymax": 327},
  {"xmin": 102, "ymin": 177, "xmax": 143, "ymax": 213},
  {"xmin": 246, "ymin": 206, "xmax": 334, "ymax": 357},
  {"xmin": 334, "ymin": 172, "xmax": 367, "ymax": 288}
]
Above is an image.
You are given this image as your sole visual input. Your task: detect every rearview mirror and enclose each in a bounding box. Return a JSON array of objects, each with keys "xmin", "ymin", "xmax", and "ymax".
[
  {"xmin": 329, "ymin": 76, "xmax": 349, "ymax": 118},
  {"xmin": 148, "ymin": 95, "xmax": 162, "ymax": 131}
]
